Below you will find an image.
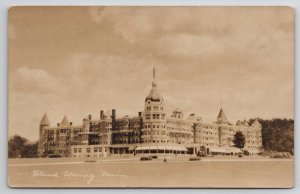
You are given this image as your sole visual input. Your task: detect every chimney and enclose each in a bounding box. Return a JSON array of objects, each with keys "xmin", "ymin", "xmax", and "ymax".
[
  {"xmin": 112, "ymin": 109, "xmax": 116, "ymax": 119},
  {"xmin": 112, "ymin": 109, "xmax": 116, "ymax": 131},
  {"xmin": 138, "ymin": 112, "xmax": 142, "ymax": 117},
  {"xmin": 100, "ymin": 110, "xmax": 104, "ymax": 119},
  {"xmin": 70, "ymin": 122, "xmax": 72, "ymax": 126},
  {"xmin": 88, "ymin": 114, "xmax": 92, "ymax": 121}
]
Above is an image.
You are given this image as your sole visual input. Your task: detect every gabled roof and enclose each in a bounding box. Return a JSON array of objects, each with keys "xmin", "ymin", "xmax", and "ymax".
[
  {"xmin": 60, "ymin": 115, "xmax": 70, "ymax": 126},
  {"xmin": 40, "ymin": 113, "xmax": 50, "ymax": 125}
]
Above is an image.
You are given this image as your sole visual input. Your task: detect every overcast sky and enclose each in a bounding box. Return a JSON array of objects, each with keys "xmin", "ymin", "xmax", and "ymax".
[{"xmin": 9, "ymin": 6, "xmax": 294, "ymax": 141}]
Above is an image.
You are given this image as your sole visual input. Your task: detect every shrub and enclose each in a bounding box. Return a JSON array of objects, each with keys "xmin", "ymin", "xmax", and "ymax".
[{"xmin": 266, "ymin": 151, "xmax": 291, "ymax": 159}]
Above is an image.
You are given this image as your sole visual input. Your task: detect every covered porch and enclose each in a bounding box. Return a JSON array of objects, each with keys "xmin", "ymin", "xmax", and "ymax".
[{"xmin": 135, "ymin": 145, "xmax": 188, "ymax": 155}]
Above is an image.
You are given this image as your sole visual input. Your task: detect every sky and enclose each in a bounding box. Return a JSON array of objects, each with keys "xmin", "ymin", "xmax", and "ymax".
[{"xmin": 8, "ymin": 6, "xmax": 294, "ymax": 141}]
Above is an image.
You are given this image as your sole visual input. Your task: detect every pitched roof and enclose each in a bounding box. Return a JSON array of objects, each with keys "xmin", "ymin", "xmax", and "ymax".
[
  {"xmin": 251, "ymin": 119, "xmax": 261, "ymax": 127},
  {"xmin": 242, "ymin": 120, "xmax": 249, "ymax": 126},
  {"xmin": 217, "ymin": 108, "xmax": 228, "ymax": 122},
  {"xmin": 60, "ymin": 115, "xmax": 70, "ymax": 126},
  {"xmin": 40, "ymin": 113, "xmax": 50, "ymax": 125}
]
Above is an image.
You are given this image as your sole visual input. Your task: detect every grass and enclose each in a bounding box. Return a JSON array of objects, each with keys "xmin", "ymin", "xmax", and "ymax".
[{"xmin": 8, "ymin": 156, "xmax": 294, "ymax": 188}]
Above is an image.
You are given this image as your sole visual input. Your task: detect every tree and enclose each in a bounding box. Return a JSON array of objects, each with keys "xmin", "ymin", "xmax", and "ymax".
[
  {"xmin": 233, "ymin": 131, "xmax": 245, "ymax": 149},
  {"xmin": 8, "ymin": 135, "xmax": 38, "ymax": 158},
  {"xmin": 248, "ymin": 118, "xmax": 294, "ymax": 154}
]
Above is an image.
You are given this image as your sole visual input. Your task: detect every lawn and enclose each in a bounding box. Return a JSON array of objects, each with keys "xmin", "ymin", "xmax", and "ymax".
[{"xmin": 8, "ymin": 157, "xmax": 294, "ymax": 188}]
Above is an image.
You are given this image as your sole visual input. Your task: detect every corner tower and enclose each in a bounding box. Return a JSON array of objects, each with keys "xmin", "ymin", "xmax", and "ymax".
[
  {"xmin": 39, "ymin": 113, "xmax": 50, "ymax": 139},
  {"xmin": 216, "ymin": 108, "xmax": 229, "ymax": 125},
  {"xmin": 142, "ymin": 66, "xmax": 167, "ymax": 144},
  {"xmin": 38, "ymin": 113, "xmax": 50, "ymax": 157}
]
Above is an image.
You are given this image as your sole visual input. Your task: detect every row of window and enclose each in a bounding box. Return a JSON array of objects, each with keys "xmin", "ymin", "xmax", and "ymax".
[
  {"xmin": 145, "ymin": 106, "xmax": 164, "ymax": 111},
  {"xmin": 167, "ymin": 121, "xmax": 191, "ymax": 126},
  {"xmin": 113, "ymin": 139, "xmax": 140, "ymax": 144},
  {"xmin": 168, "ymin": 133, "xmax": 191, "ymax": 138},
  {"xmin": 73, "ymin": 147, "xmax": 108, "ymax": 153},
  {"xmin": 113, "ymin": 132, "xmax": 140, "ymax": 136},
  {"xmin": 144, "ymin": 124, "xmax": 166, "ymax": 129},
  {"xmin": 143, "ymin": 130, "xmax": 166, "ymax": 136},
  {"xmin": 167, "ymin": 127, "xmax": 193, "ymax": 132},
  {"xmin": 143, "ymin": 139, "xmax": 168, "ymax": 143},
  {"xmin": 144, "ymin": 114, "xmax": 166, "ymax": 120}
]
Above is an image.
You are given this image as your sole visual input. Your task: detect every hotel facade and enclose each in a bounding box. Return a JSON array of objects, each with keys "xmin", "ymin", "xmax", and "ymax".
[{"xmin": 38, "ymin": 68, "xmax": 263, "ymax": 158}]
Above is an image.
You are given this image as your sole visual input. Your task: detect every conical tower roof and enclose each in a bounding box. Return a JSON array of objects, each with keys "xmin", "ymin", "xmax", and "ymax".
[
  {"xmin": 251, "ymin": 119, "xmax": 261, "ymax": 128},
  {"xmin": 217, "ymin": 108, "xmax": 228, "ymax": 122},
  {"xmin": 40, "ymin": 113, "xmax": 50, "ymax": 125},
  {"xmin": 242, "ymin": 119, "xmax": 249, "ymax": 126},
  {"xmin": 60, "ymin": 115, "xmax": 70, "ymax": 126}
]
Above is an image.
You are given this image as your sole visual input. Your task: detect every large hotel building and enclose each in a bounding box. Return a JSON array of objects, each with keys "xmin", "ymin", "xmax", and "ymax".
[{"xmin": 38, "ymin": 68, "xmax": 262, "ymax": 158}]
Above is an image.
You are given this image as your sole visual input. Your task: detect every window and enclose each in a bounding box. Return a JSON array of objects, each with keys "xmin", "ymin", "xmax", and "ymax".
[
  {"xmin": 94, "ymin": 147, "xmax": 98, "ymax": 152},
  {"xmin": 86, "ymin": 148, "xmax": 91, "ymax": 153},
  {"xmin": 153, "ymin": 114, "xmax": 160, "ymax": 119},
  {"xmin": 153, "ymin": 106, "xmax": 159, "ymax": 111},
  {"xmin": 146, "ymin": 106, "xmax": 151, "ymax": 111},
  {"xmin": 145, "ymin": 114, "xmax": 151, "ymax": 120}
]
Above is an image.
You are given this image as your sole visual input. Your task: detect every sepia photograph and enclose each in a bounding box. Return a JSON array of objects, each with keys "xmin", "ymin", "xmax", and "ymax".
[{"xmin": 8, "ymin": 6, "xmax": 294, "ymax": 188}]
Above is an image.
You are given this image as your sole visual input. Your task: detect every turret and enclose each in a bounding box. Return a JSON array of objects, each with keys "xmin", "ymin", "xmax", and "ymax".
[
  {"xmin": 60, "ymin": 115, "xmax": 70, "ymax": 127},
  {"xmin": 251, "ymin": 118, "xmax": 262, "ymax": 128},
  {"xmin": 143, "ymin": 66, "xmax": 167, "ymax": 144},
  {"xmin": 39, "ymin": 113, "xmax": 50, "ymax": 139},
  {"xmin": 242, "ymin": 119, "xmax": 249, "ymax": 127},
  {"xmin": 215, "ymin": 108, "xmax": 230, "ymax": 125},
  {"xmin": 145, "ymin": 66, "xmax": 164, "ymax": 103}
]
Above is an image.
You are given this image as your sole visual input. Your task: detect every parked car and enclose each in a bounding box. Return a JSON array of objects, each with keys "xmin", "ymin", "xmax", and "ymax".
[
  {"xmin": 48, "ymin": 154, "xmax": 61, "ymax": 158},
  {"xmin": 85, "ymin": 160, "xmax": 96, "ymax": 163},
  {"xmin": 140, "ymin": 156, "xmax": 152, "ymax": 161},
  {"xmin": 189, "ymin": 157, "xmax": 201, "ymax": 161},
  {"xmin": 149, "ymin": 155, "xmax": 158, "ymax": 159}
]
